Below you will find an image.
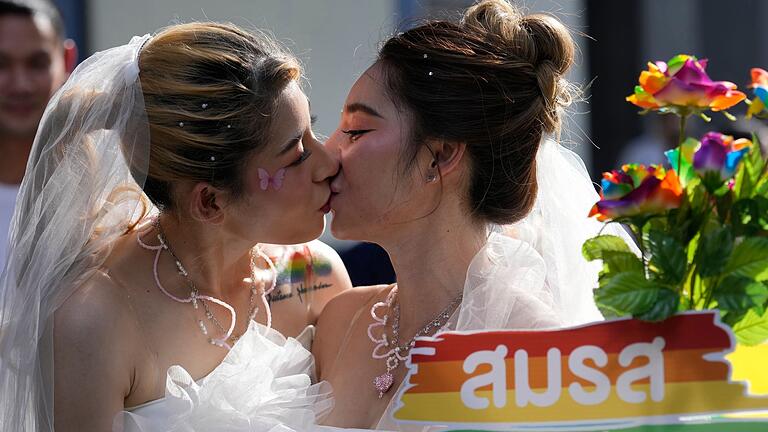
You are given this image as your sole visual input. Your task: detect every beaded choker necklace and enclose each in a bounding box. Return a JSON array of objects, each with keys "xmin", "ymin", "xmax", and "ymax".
[{"xmin": 137, "ymin": 219, "xmax": 277, "ymax": 350}]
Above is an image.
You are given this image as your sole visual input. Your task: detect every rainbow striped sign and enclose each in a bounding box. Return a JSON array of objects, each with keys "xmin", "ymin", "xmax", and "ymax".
[{"xmin": 392, "ymin": 311, "xmax": 768, "ymax": 430}]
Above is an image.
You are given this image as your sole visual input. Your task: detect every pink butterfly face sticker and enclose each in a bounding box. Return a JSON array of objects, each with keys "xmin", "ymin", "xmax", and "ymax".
[{"xmin": 258, "ymin": 168, "xmax": 286, "ymax": 191}]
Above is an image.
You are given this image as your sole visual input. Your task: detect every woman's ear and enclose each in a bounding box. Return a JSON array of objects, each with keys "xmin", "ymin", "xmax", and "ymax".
[
  {"xmin": 188, "ymin": 183, "xmax": 226, "ymax": 224},
  {"xmin": 429, "ymin": 139, "xmax": 467, "ymax": 177}
]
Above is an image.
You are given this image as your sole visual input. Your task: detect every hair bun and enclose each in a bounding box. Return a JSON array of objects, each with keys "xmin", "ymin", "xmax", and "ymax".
[
  {"xmin": 461, "ymin": 0, "xmax": 522, "ymax": 41},
  {"xmin": 463, "ymin": 0, "xmax": 575, "ymax": 133}
]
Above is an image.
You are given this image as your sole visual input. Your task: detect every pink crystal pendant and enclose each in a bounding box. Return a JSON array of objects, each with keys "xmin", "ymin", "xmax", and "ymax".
[{"xmin": 374, "ymin": 372, "xmax": 394, "ymax": 398}]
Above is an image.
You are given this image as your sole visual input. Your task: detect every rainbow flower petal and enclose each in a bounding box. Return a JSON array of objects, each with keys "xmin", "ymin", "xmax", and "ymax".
[
  {"xmin": 666, "ymin": 132, "xmax": 753, "ymax": 185},
  {"xmin": 747, "ymin": 68, "xmax": 768, "ymax": 118},
  {"xmin": 589, "ymin": 165, "xmax": 682, "ymax": 222},
  {"xmin": 627, "ymin": 55, "xmax": 746, "ymax": 114}
]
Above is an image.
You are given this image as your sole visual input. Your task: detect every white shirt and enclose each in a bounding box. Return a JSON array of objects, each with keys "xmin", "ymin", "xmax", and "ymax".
[{"xmin": 0, "ymin": 182, "xmax": 19, "ymax": 273}]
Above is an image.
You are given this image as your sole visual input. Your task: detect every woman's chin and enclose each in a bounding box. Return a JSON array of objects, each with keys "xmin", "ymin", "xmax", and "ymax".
[
  {"xmin": 329, "ymin": 213, "xmax": 359, "ymax": 241},
  {"xmin": 263, "ymin": 218, "xmax": 325, "ymax": 245}
]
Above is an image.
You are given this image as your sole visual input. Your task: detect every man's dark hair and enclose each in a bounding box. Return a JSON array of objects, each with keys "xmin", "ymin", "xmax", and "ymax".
[{"xmin": 0, "ymin": 0, "xmax": 65, "ymax": 39}]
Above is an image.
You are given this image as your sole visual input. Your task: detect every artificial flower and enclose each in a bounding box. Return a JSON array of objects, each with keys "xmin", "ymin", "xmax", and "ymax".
[
  {"xmin": 627, "ymin": 55, "xmax": 746, "ymax": 115},
  {"xmin": 746, "ymin": 67, "xmax": 768, "ymax": 118},
  {"xmin": 589, "ymin": 164, "xmax": 683, "ymax": 222},
  {"xmin": 665, "ymin": 132, "xmax": 752, "ymax": 185}
]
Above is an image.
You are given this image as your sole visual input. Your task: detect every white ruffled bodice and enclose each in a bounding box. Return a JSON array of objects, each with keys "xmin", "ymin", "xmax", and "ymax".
[{"xmin": 118, "ymin": 322, "xmax": 333, "ymax": 432}]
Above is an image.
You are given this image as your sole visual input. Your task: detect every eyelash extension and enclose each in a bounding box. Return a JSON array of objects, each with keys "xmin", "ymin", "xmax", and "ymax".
[
  {"xmin": 311, "ymin": 115, "xmax": 318, "ymax": 125},
  {"xmin": 341, "ymin": 129, "xmax": 374, "ymax": 138},
  {"xmin": 288, "ymin": 148, "xmax": 313, "ymax": 167}
]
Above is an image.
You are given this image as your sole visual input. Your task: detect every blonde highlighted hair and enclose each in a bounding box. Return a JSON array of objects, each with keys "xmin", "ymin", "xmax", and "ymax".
[{"xmin": 137, "ymin": 22, "xmax": 302, "ymax": 210}]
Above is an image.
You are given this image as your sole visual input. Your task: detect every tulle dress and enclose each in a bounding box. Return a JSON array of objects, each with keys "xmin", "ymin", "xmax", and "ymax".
[{"xmin": 119, "ymin": 322, "xmax": 334, "ymax": 432}]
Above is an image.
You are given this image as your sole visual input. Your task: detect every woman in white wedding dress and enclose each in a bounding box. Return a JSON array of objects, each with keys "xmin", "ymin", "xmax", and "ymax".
[
  {"xmin": 0, "ymin": 22, "xmax": 352, "ymax": 431},
  {"xmin": 314, "ymin": 0, "xmax": 631, "ymax": 429}
]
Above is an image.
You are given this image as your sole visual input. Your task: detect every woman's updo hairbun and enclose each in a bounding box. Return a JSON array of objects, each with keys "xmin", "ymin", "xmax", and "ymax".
[
  {"xmin": 462, "ymin": 0, "xmax": 575, "ymax": 134},
  {"xmin": 378, "ymin": 0, "xmax": 577, "ymax": 225}
]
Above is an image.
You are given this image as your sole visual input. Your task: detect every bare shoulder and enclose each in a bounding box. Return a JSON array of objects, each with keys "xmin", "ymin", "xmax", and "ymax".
[
  {"xmin": 305, "ymin": 240, "xmax": 351, "ymax": 288},
  {"xmin": 318, "ymin": 283, "xmax": 385, "ymax": 319},
  {"xmin": 313, "ymin": 284, "xmax": 390, "ymax": 377},
  {"xmin": 53, "ymin": 269, "xmax": 140, "ymax": 430},
  {"xmin": 56, "ymin": 269, "xmax": 138, "ymax": 339},
  {"xmin": 303, "ymin": 240, "xmax": 353, "ymax": 319}
]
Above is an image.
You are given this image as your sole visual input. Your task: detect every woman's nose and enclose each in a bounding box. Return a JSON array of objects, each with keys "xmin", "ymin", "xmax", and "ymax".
[
  {"xmin": 324, "ymin": 129, "xmax": 343, "ymax": 155},
  {"xmin": 313, "ymin": 137, "xmax": 340, "ymax": 182}
]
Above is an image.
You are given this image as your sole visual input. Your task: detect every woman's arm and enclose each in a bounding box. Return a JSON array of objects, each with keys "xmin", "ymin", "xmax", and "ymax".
[{"xmin": 53, "ymin": 273, "xmax": 137, "ymax": 431}]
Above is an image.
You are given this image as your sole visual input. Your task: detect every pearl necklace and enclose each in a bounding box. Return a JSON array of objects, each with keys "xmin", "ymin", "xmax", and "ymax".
[
  {"xmin": 137, "ymin": 219, "xmax": 277, "ymax": 349},
  {"xmin": 368, "ymin": 285, "xmax": 463, "ymax": 398}
]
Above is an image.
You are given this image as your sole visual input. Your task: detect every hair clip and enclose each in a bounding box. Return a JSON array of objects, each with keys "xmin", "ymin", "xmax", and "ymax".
[
  {"xmin": 423, "ymin": 54, "xmax": 428, "ymax": 59},
  {"xmin": 428, "ymin": 71, "xmax": 434, "ymax": 76},
  {"xmin": 201, "ymin": 103, "xmax": 209, "ymax": 109},
  {"xmin": 178, "ymin": 122, "xmax": 184, "ymax": 127},
  {"xmin": 209, "ymin": 155, "xmax": 216, "ymax": 162},
  {"xmin": 226, "ymin": 124, "xmax": 232, "ymax": 129}
]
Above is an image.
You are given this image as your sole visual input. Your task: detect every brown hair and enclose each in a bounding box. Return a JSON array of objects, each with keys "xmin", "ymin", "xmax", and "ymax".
[
  {"xmin": 378, "ymin": 0, "xmax": 575, "ymax": 224},
  {"xmin": 137, "ymin": 22, "xmax": 301, "ymax": 210}
]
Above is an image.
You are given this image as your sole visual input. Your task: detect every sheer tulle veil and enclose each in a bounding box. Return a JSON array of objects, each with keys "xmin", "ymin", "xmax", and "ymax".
[
  {"xmin": 379, "ymin": 139, "xmax": 637, "ymax": 431},
  {"xmin": 0, "ymin": 35, "xmax": 152, "ymax": 431},
  {"xmin": 456, "ymin": 138, "xmax": 634, "ymax": 331}
]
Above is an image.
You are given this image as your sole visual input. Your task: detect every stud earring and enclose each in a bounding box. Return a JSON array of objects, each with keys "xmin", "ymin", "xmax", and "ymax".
[{"xmin": 426, "ymin": 159, "xmax": 438, "ymax": 183}]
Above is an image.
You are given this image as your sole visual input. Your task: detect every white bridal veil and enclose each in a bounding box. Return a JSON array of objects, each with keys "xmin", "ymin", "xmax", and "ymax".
[
  {"xmin": 378, "ymin": 139, "xmax": 634, "ymax": 431},
  {"xmin": 0, "ymin": 35, "xmax": 152, "ymax": 431},
  {"xmin": 457, "ymin": 138, "xmax": 622, "ymax": 332}
]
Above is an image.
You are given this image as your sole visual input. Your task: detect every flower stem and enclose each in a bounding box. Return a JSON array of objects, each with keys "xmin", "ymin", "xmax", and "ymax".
[
  {"xmin": 677, "ymin": 114, "xmax": 688, "ymax": 172},
  {"xmin": 703, "ymin": 275, "xmax": 720, "ymax": 309},
  {"xmin": 688, "ymin": 264, "xmax": 696, "ymax": 310}
]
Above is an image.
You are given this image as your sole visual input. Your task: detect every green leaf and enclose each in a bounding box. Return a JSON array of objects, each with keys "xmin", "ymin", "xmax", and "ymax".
[
  {"xmin": 749, "ymin": 281, "xmax": 768, "ymax": 315},
  {"xmin": 732, "ymin": 307, "xmax": 768, "ymax": 346},
  {"xmin": 635, "ymin": 288, "xmax": 680, "ymax": 322},
  {"xmin": 687, "ymin": 231, "xmax": 700, "ymax": 262},
  {"xmin": 713, "ymin": 275, "xmax": 761, "ymax": 313},
  {"xmin": 694, "ymin": 226, "xmax": 733, "ymax": 277},
  {"xmin": 685, "ymin": 178, "xmax": 709, "ymax": 213},
  {"xmin": 601, "ymin": 251, "xmax": 644, "ymax": 274},
  {"xmin": 723, "ymin": 309, "xmax": 749, "ymax": 327},
  {"xmin": 582, "ymin": 235, "xmax": 633, "ymax": 261},
  {"xmin": 595, "ymin": 272, "xmax": 659, "ymax": 315},
  {"xmin": 734, "ymin": 157, "xmax": 755, "ymax": 199},
  {"xmin": 646, "ymin": 229, "xmax": 687, "ymax": 284},
  {"xmin": 724, "ymin": 237, "xmax": 768, "ymax": 281},
  {"xmin": 731, "ymin": 199, "xmax": 761, "ymax": 237},
  {"xmin": 745, "ymin": 138, "xmax": 765, "ymax": 180},
  {"xmin": 702, "ymin": 170, "xmax": 727, "ymax": 195},
  {"xmin": 757, "ymin": 177, "xmax": 768, "ymax": 198}
]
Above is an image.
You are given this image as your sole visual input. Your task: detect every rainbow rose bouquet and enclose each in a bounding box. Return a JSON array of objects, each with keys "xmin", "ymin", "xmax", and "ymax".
[{"xmin": 584, "ymin": 56, "xmax": 768, "ymax": 346}]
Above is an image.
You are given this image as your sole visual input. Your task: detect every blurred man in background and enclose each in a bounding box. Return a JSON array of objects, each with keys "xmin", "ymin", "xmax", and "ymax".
[{"xmin": 0, "ymin": 0, "xmax": 76, "ymax": 270}]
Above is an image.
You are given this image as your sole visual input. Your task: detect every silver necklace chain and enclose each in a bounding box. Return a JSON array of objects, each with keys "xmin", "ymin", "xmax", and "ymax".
[
  {"xmin": 390, "ymin": 292, "xmax": 463, "ymax": 361},
  {"xmin": 155, "ymin": 219, "xmax": 261, "ymax": 345},
  {"xmin": 372, "ymin": 285, "xmax": 463, "ymax": 398}
]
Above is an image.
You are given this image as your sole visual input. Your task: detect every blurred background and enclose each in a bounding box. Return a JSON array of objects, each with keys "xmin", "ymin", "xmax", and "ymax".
[{"xmin": 50, "ymin": 0, "xmax": 768, "ymax": 284}]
